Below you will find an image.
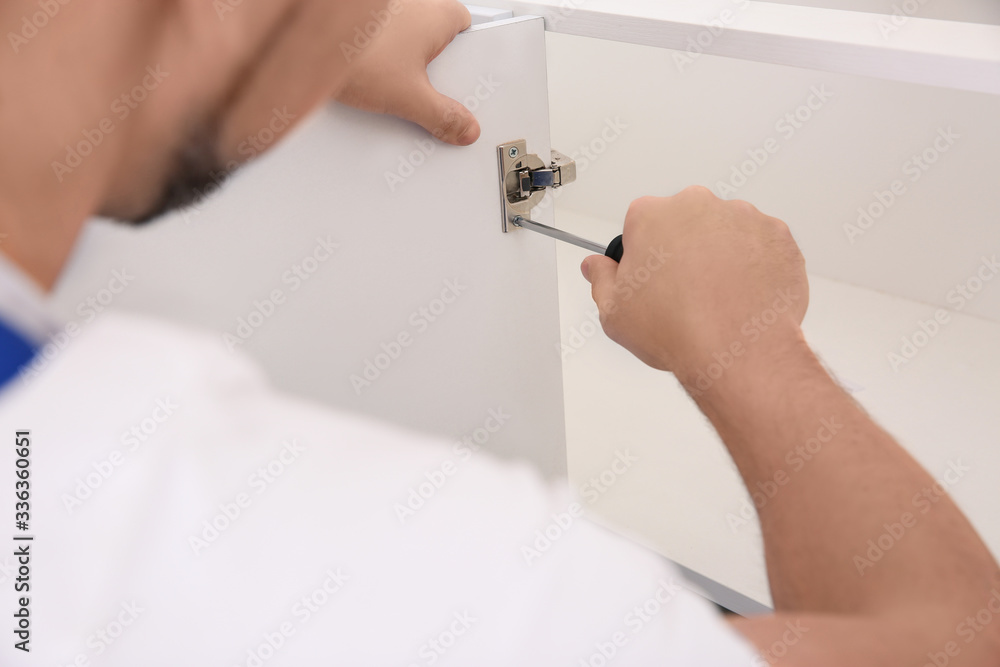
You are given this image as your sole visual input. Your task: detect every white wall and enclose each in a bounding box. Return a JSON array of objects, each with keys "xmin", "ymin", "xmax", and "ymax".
[{"xmin": 545, "ymin": 31, "xmax": 1000, "ymax": 323}]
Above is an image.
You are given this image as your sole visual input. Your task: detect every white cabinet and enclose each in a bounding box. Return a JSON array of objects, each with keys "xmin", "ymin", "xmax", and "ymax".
[
  {"xmin": 511, "ymin": 0, "xmax": 1000, "ymax": 613},
  {"xmin": 52, "ymin": 3, "xmax": 1000, "ymax": 614}
]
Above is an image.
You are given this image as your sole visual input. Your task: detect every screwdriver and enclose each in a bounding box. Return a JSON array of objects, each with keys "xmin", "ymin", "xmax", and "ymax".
[{"xmin": 511, "ymin": 216, "xmax": 624, "ymax": 262}]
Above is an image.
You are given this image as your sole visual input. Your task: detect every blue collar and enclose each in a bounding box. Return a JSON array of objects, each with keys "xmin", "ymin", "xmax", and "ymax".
[{"xmin": 0, "ymin": 316, "xmax": 37, "ymax": 388}]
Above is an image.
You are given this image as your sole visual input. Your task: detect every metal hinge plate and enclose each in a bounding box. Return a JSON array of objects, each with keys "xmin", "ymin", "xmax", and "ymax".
[{"xmin": 497, "ymin": 140, "xmax": 576, "ymax": 232}]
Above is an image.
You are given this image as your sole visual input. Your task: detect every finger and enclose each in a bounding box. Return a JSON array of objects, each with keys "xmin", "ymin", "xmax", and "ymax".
[
  {"xmin": 581, "ymin": 255, "xmax": 620, "ymax": 314},
  {"xmin": 452, "ymin": 0, "xmax": 473, "ymax": 33},
  {"xmin": 216, "ymin": 0, "xmax": 379, "ymax": 162},
  {"xmin": 392, "ymin": 75, "xmax": 480, "ymax": 145}
]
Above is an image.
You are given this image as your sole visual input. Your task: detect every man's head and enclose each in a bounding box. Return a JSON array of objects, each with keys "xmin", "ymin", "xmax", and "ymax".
[{"xmin": 0, "ymin": 0, "xmax": 477, "ymax": 287}]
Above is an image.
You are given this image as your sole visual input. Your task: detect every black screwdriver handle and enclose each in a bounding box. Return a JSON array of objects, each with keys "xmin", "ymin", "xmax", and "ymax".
[{"xmin": 605, "ymin": 235, "xmax": 624, "ymax": 263}]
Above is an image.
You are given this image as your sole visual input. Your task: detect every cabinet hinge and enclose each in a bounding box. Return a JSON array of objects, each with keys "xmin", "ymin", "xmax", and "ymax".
[{"xmin": 497, "ymin": 140, "xmax": 577, "ymax": 232}]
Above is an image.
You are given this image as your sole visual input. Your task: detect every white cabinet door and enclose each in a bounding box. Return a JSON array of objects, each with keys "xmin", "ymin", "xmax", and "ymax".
[{"xmin": 52, "ymin": 16, "xmax": 568, "ymax": 476}]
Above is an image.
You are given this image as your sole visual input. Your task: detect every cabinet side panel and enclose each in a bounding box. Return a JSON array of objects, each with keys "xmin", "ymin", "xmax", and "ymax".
[{"xmin": 52, "ymin": 18, "xmax": 568, "ymax": 475}]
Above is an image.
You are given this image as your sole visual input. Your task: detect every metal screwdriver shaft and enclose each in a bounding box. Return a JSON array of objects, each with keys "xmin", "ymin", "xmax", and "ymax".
[{"xmin": 511, "ymin": 216, "xmax": 624, "ymax": 262}]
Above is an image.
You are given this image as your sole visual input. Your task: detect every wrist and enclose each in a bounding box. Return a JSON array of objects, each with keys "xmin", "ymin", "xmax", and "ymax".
[{"xmin": 675, "ymin": 325, "xmax": 816, "ymax": 401}]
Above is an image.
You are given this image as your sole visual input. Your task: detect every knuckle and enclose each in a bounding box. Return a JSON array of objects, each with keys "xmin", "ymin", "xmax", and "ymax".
[
  {"xmin": 626, "ymin": 196, "xmax": 656, "ymax": 218},
  {"xmin": 598, "ymin": 309, "xmax": 618, "ymax": 336},
  {"xmin": 624, "ymin": 196, "xmax": 657, "ymax": 233},
  {"xmin": 680, "ymin": 184, "xmax": 715, "ymax": 200},
  {"xmin": 768, "ymin": 215, "xmax": 792, "ymax": 237},
  {"xmin": 451, "ymin": 0, "xmax": 472, "ymax": 26},
  {"xmin": 729, "ymin": 199, "xmax": 758, "ymax": 215}
]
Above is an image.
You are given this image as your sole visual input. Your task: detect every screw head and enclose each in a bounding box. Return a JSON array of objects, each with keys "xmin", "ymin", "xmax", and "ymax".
[{"xmin": 508, "ymin": 146, "xmax": 519, "ymax": 159}]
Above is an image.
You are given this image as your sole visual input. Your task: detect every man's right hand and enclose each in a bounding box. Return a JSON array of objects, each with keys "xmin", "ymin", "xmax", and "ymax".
[
  {"xmin": 584, "ymin": 187, "xmax": 1000, "ymax": 667},
  {"xmin": 581, "ymin": 186, "xmax": 810, "ymax": 388}
]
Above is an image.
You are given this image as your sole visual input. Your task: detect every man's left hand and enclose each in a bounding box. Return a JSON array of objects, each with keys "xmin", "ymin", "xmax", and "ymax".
[{"xmin": 336, "ymin": 0, "xmax": 481, "ymax": 146}]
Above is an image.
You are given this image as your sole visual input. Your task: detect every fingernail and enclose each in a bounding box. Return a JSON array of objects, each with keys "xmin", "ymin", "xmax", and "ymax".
[{"xmin": 580, "ymin": 259, "xmax": 591, "ymax": 282}]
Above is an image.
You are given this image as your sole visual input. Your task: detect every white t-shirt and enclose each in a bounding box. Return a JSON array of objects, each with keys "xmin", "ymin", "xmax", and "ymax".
[{"xmin": 0, "ymin": 313, "xmax": 758, "ymax": 666}]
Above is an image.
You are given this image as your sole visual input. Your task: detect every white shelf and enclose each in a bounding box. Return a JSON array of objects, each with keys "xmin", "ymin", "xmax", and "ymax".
[{"xmin": 482, "ymin": 0, "xmax": 1000, "ymax": 93}]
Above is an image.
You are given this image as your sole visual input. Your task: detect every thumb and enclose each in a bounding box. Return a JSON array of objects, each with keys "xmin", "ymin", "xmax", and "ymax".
[
  {"xmin": 581, "ymin": 255, "xmax": 620, "ymax": 315},
  {"xmin": 396, "ymin": 75, "xmax": 481, "ymax": 146}
]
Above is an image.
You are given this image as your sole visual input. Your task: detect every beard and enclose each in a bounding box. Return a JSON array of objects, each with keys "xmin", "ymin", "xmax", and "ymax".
[{"xmin": 124, "ymin": 119, "xmax": 235, "ymax": 226}]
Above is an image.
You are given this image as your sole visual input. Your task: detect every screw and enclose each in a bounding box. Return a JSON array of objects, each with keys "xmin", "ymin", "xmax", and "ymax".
[{"xmin": 508, "ymin": 146, "xmax": 519, "ymax": 159}]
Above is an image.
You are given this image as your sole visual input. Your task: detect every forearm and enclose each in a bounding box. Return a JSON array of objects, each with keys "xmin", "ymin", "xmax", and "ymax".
[
  {"xmin": 581, "ymin": 189, "xmax": 1000, "ymax": 662},
  {"xmin": 684, "ymin": 331, "xmax": 1000, "ymax": 615}
]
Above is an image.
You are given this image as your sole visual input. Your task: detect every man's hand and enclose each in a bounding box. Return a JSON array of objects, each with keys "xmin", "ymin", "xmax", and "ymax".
[
  {"xmin": 581, "ymin": 186, "xmax": 809, "ymax": 385},
  {"xmin": 583, "ymin": 187, "xmax": 1000, "ymax": 667},
  {"xmin": 335, "ymin": 0, "xmax": 481, "ymax": 146}
]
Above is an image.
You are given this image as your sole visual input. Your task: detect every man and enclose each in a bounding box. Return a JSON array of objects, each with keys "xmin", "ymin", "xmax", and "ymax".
[{"xmin": 1, "ymin": 0, "xmax": 998, "ymax": 665}]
